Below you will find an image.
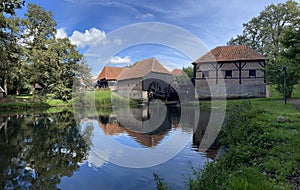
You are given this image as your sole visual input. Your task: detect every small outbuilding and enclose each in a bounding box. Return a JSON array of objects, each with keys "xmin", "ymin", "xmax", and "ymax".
[
  {"xmin": 192, "ymin": 45, "xmax": 267, "ymax": 99},
  {"xmin": 117, "ymin": 57, "xmax": 173, "ymax": 101},
  {"xmin": 96, "ymin": 66, "xmax": 125, "ymax": 90}
]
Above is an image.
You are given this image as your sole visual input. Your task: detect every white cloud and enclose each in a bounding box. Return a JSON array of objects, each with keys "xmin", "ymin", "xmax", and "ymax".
[
  {"xmin": 69, "ymin": 27, "xmax": 107, "ymax": 48},
  {"xmin": 113, "ymin": 38, "xmax": 123, "ymax": 45},
  {"xmin": 107, "ymin": 56, "xmax": 131, "ymax": 64},
  {"xmin": 56, "ymin": 28, "xmax": 68, "ymax": 39},
  {"xmin": 135, "ymin": 13, "xmax": 155, "ymax": 20}
]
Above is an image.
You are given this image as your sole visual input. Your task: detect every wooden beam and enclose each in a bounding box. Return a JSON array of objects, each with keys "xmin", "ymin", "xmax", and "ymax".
[
  {"xmin": 193, "ymin": 64, "xmax": 196, "ymax": 86},
  {"xmin": 215, "ymin": 62, "xmax": 218, "ymax": 84}
]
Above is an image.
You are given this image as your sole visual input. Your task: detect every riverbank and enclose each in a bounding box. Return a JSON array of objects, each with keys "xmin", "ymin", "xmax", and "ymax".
[
  {"xmin": 0, "ymin": 96, "xmax": 72, "ymax": 111},
  {"xmin": 0, "ymin": 90, "xmax": 112, "ymax": 112},
  {"xmin": 188, "ymin": 98, "xmax": 300, "ymax": 189}
]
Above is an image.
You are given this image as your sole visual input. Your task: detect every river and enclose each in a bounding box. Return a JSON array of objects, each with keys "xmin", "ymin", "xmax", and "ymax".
[{"xmin": 0, "ymin": 104, "xmax": 220, "ymax": 189}]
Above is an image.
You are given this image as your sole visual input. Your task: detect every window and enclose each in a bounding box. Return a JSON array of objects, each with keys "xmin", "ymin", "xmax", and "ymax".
[
  {"xmin": 225, "ymin": 70, "xmax": 232, "ymax": 78},
  {"xmin": 249, "ymin": 69, "xmax": 256, "ymax": 78},
  {"xmin": 202, "ymin": 71, "xmax": 209, "ymax": 79}
]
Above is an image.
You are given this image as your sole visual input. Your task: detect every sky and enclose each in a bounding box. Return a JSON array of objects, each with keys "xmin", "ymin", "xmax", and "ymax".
[{"xmin": 18, "ymin": 0, "xmax": 288, "ymax": 76}]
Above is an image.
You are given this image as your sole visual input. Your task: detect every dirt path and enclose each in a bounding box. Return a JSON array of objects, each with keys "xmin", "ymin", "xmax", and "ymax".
[{"xmin": 288, "ymin": 98, "xmax": 300, "ymax": 111}]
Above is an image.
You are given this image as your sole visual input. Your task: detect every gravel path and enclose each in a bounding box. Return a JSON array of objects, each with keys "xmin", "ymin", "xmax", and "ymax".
[{"xmin": 289, "ymin": 98, "xmax": 300, "ymax": 111}]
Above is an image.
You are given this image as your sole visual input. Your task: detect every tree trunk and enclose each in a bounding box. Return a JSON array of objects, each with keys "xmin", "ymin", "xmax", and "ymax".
[
  {"xmin": 4, "ymin": 74, "xmax": 8, "ymax": 96},
  {"xmin": 31, "ymin": 84, "xmax": 35, "ymax": 96},
  {"xmin": 16, "ymin": 88, "xmax": 20, "ymax": 96}
]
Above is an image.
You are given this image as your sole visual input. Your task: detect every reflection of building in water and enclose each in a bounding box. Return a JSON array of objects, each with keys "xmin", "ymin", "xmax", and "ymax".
[
  {"xmin": 98, "ymin": 105, "xmax": 182, "ymax": 147},
  {"xmin": 98, "ymin": 119, "xmax": 172, "ymax": 147},
  {"xmin": 192, "ymin": 110, "xmax": 221, "ymax": 159},
  {"xmin": 95, "ymin": 105, "xmax": 221, "ymax": 158}
]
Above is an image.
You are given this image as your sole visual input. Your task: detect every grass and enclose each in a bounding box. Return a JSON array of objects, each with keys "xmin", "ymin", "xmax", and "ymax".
[
  {"xmin": 187, "ymin": 98, "xmax": 300, "ymax": 189},
  {"xmin": 0, "ymin": 94, "xmax": 72, "ymax": 111},
  {"xmin": 268, "ymin": 83, "xmax": 300, "ymax": 99},
  {"xmin": 292, "ymin": 83, "xmax": 300, "ymax": 98}
]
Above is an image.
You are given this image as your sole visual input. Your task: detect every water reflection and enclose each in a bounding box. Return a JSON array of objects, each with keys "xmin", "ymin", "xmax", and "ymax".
[
  {"xmin": 77, "ymin": 104, "xmax": 219, "ymax": 169},
  {"xmin": 0, "ymin": 112, "xmax": 90, "ymax": 190},
  {"xmin": 97, "ymin": 105, "xmax": 181, "ymax": 147},
  {"xmin": 0, "ymin": 105, "xmax": 222, "ymax": 189}
]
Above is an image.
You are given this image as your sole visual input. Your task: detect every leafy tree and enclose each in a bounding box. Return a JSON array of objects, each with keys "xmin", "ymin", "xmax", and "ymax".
[
  {"xmin": 22, "ymin": 3, "xmax": 91, "ymax": 100},
  {"xmin": 228, "ymin": 0, "xmax": 300, "ymax": 61},
  {"xmin": 0, "ymin": 0, "xmax": 24, "ymax": 15},
  {"xmin": 267, "ymin": 29, "xmax": 300, "ymax": 97},
  {"xmin": 228, "ymin": 0, "xmax": 300, "ymax": 97},
  {"xmin": 0, "ymin": 0, "xmax": 24, "ymax": 95},
  {"xmin": 183, "ymin": 66, "xmax": 193, "ymax": 80},
  {"xmin": 22, "ymin": 3, "xmax": 57, "ymax": 95},
  {"xmin": 0, "ymin": 14, "xmax": 24, "ymax": 95},
  {"xmin": 46, "ymin": 38, "xmax": 89, "ymax": 100}
]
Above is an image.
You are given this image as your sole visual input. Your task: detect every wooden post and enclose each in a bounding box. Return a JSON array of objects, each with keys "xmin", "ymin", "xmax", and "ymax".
[{"xmin": 216, "ymin": 62, "xmax": 218, "ymax": 84}]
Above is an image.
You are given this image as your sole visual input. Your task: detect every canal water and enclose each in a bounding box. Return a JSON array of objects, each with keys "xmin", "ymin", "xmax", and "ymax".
[{"xmin": 0, "ymin": 105, "xmax": 219, "ymax": 189}]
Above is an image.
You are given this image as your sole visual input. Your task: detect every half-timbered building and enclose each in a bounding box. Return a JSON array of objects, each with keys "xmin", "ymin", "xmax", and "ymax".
[{"xmin": 192, "ymin": 45, "xmax": 267, "ymax": 99}]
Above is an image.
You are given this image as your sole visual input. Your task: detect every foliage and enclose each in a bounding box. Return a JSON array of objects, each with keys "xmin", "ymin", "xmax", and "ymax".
[
  {"xmin": 0, "ymin": 0, "xmax": 24, "ymax": 15},
  {"xmin": 0, "ymin": 3, "xmax": 91, "ymax": 100},
  {"xmin": 183, "ymin": 66, "xmax": 193, "ymax": 80},
  {"xmin": 0, "ymin": 0, "xmax": 25, "ymax": 95},
  {"xmin": 0, "ymin": 111, "xmax": 91, "ymax": 189},
  {"xmin": 228, "ymin": 0, "xmax": 300, "ymax": 97},
  {"xmin": 266, "ymin": 29, "xmax": 300, "ymax": 97},
  {"xmin": 153, "ymin": 173, "xmax": 168, "ymax": 190},
  {"xmin": 187, "ymin": 99, "xmax": 300, "ymax": 189},
  {"xmin": 228, "ymin": 0, "xmax": 300, "ymax": 60}
]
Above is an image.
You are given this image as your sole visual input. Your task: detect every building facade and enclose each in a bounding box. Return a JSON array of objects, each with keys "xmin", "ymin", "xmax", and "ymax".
[
  {"xmin": 96, "ymin": 66, "xmax": 124, "ymax": 90},
  {"xmin": 117, "ymin": 57, "xmax": 173, "ymax": 101},
  {"xmin": 192, "ymin": 45, "xmax": 267, "ymax": 99}
]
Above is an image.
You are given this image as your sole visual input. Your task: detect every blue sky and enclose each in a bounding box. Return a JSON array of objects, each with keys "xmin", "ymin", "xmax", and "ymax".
[{"xmin": 19, "ymin": 0, "xmax": 288, "ymax": 76}]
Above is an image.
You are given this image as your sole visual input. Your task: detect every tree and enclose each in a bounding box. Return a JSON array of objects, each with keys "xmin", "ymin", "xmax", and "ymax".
[
  {"xmin": 22, "ymin": 3, "xmax": 57, "ymax": 95},
  {"xmin": 228, "ymin": 0, "xmax": 300, "ymax": 97},
  {"xmin": 182, "ymin": 66, "xmax": 193, "ymax": 80},
  {"xmin": 228, "ymin": 0, "xmax": 300, "ymax": 61},
  {"xmin": 0, "ymin": 0, "xmax": 24, "ymax": 15},
  {"xmin": 0, "ymin": 1, "xmax": 24, "ymax": 95},
  {"xmin": 22, "ymin": 3, "xmax": 91, "ymax": 100},
  {"xmin": 46, "ymin": 38, "xmax": 90, "ymax": 100},
  {"xmin": 267, "ymin": 29, "xmax": 300, "ymax": 97}
]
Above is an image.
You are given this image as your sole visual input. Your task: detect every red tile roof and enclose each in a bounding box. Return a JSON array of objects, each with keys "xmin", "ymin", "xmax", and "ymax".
[
  {"xmin": 194, "ymin": 45, "xmax": 267, "ymax": 64},
  {"xmin": 117, "ymin": 57, "xmax": 171, "ymax": 81},
  {"xmin": 97, "ymin": 66, "xmax": 124, "ymax": 81},
  {"xmin": 171, "ymin": 69, "xmax": 183, "ymax": 75}
]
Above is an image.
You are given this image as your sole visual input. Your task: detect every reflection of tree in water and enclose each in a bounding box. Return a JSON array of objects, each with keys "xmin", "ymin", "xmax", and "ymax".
[{"xmin": 0, "ymin": 111, "xmax": 91, "ymax": 189}]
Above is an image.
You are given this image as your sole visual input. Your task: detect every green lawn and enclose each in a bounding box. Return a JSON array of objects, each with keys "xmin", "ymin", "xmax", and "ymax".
[
  {"xmin": 188, "ymin": 98, "xmax": 300, "ymax": 190},
  {"xmin": 268, "ymin": 83, "xmax": 300, "ymax": 98}
]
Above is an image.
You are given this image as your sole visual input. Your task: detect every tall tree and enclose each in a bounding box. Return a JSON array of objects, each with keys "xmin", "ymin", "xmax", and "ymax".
[
  {"xmin": 46, "ymin": 38, "xmax": 90, "ymax": 100},
  {"xmin": 268, "ymin": 28, "xmax": 300, "ymax": 97},
  {"xmin": 22, "ymin": 3, "xmax": 57, "ymax": 95},
  {"xmin": 22, "ymin": 3, "xmax": 91, "ymax": 100},
  {"xmin": 0, "ymin": 16, "xmax": 24, "ymax": 95},
  {"xmin": 228, "ymin": 0, "xmax": 300, "ymax": 97},
  {"xmin": 0, "ymin": 0, "xmax": 24, "ymax": 95},
  {"xmin": 228, "ymin": 0, "xmax": 300, "ymax": 61}
]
